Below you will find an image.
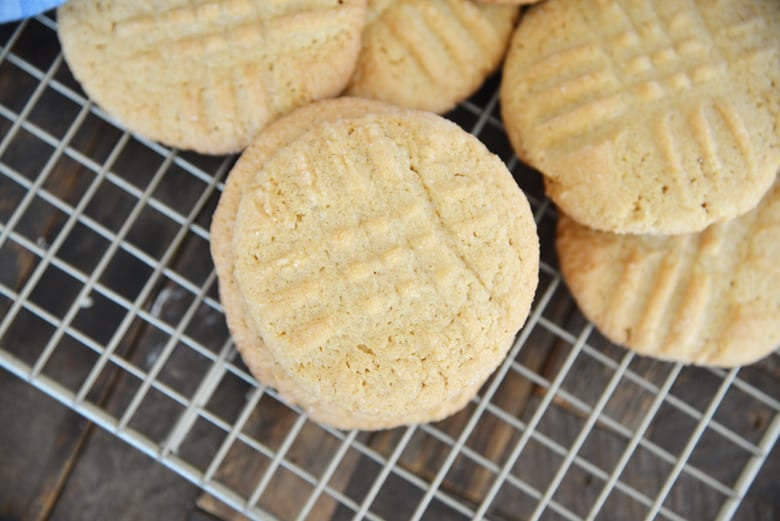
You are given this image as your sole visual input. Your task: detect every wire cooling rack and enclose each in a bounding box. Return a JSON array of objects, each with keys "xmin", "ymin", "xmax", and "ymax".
[{"xmin": 1, "ymin": 12, "xmax": 779, "ymax": 521}]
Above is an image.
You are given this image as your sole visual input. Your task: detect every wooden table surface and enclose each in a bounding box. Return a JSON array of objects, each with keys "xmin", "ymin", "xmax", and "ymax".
[{"xmin": 1, "ymin": 11, "xmax": 778, "ymax": 521}]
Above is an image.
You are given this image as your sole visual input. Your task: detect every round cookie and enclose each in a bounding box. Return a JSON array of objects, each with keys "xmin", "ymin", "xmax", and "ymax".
[
  {"xmin": 501, "ymin": 0, "xmax": 780, "ymax": 234},
  {"xmin": 211, "ymin": 98, "xmax": 525, "ymax": 429},
  {"xmin": 57, "ymin": 0, "xmax": 366, "ymax": 154},
  {"xmin": 556, "ymin": 175, "xmax": 780, "ymax": 367},
  {"xmin": 211, "ymin": 97, "xmax": 400, "ymax": 391},
  {"xmin": 346, "ymin": 0, "xmax": 518, "ymax": 113},
  {"xmin": 231, "ymin": 111, "xmax": 539, "ymax": 428}
]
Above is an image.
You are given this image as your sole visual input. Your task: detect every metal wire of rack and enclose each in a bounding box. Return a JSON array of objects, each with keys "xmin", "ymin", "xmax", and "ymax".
[{"xmin": 1, "ymin": 12, "xmax": 779, "ymax": 521}]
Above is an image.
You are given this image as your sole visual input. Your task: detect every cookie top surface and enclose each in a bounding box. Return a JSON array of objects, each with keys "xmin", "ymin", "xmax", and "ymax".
[
  {"xmin": 210, "ymin": 97, "xmax": 400, "ymax": 391},
  {"xmin": 210, "ymin": 98, "xmax": 521, "ymax": 429},
  {"xmin": 557, "ymin": 175, "xmax": 780, "ymax": 367},
  {"xmin": 231, "ymin": 111, "xmax": 539, "ymax": 420},
  {"xmin": 502, "ymin": 0, "xmax": 780, "ymax": 234},
  {"xmin": 57, "ymin": 0, "xmax": 366, "ymax": 154},
  {"xmin": 346, "ymin": 0, "xmax": 518, "ymax": 113},
  {"xmin": 477, "ymin": 0, "xmax": 539, "ymax": 4}
]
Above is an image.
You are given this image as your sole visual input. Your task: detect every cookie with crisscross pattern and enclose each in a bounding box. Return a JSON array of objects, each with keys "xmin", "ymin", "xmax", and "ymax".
[
  {"xmin": 557, "ymin": 173, "xmax": 780, "ymax": 367},
  {"xmin": 220, "ymin": 105, "xmax": 538, "ymax": 429},
  {"xmin": 347, "ymin": 0, "xmax": 518, "ymax": 113},
  {"xmin": 502, "ymin": 0, "xmax": 780, "ymax": 234},
  {"xmin": 58, "ymin": 0, "xmax": 366, "ymax": 154}
]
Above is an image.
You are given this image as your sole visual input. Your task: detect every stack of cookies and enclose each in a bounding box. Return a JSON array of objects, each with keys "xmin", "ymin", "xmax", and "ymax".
[
  {"xmin": 62, "ymin": 0, "xmax": 779, "ymax": 426},
  {"xmin": 57, "ymin": 1, "xmax": 542, "ymax": 430},
  {"xmin": 210, "ymin": 98, "xmax": 539, "ymax": 429},
  {"xmin": 501, "ymin": 0, "xmax": 780, "ymax": 366}
]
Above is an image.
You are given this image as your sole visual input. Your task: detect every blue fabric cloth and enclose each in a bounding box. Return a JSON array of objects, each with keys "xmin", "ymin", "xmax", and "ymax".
[{"xmin": 0, "ymin": 0, "xmax": 66, "ymax": 23}]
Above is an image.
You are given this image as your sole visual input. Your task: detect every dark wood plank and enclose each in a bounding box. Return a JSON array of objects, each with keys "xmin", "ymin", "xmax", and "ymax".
[
  {"xmin": 1, "ymin": 27, "xmax": 227, "ymax": 518},
  {"xmin": 43, "ymin": 157, "xmax": 223, "ymax": 521},
  {"xmin": 195, "ymin": 405, "xmax": 364, "ymax": 521},
  {"xmin": 49, "ymin": 427, "xmax": 205, "ymax": 521},
  {"xmin": 0, "ymin": 58, "xmax": 143, "ymax": 521},
  {"xmin": 517, "ymin": 296, "xmax": 780, "ymax": 521},
  {"xmin": 196, "ymin": 495, "xmax": 252, "ymax": 521},
  {"xmin": 0, "ymin": 370, "xmax": 87, "ymax": 521},
  {"xmin": 734, "ymin": 438, "xmax": 780, "ymax": 521}
]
